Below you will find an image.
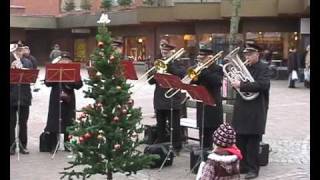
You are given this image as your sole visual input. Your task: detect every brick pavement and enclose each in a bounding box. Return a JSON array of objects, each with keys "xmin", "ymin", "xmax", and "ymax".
[{"xmin": 10, "ymin": 67, "xmax": 310, "ymax": 180}]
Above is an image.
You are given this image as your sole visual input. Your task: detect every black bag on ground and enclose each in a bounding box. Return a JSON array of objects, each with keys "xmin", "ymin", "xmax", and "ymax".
[
  {"xmin": 144, "ymin": 143, "xmax": 174, "ymax": 168},
  {"xmin": 39, "ymin": 131, "xmax": 57, "ymax": 152},
  {"xmin": 144, "ymin": 125, "xmax": 158, "ymax": 145},
  {"xmin": 259, "ymin": 142, "xmax": 270, "ymax": 166},
  {"xmin": 190, "ymin": 146, "xmax": 210, "ymax": 174}
]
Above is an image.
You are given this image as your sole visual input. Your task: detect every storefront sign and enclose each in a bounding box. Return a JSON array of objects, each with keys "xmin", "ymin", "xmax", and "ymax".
[
  {"xmin": 71, "ymin": 28, "xmax": 91, "ymax": 34},
  {"xmin": 300, "ymin": 18, "xmax": 310, "ymax": 34}
]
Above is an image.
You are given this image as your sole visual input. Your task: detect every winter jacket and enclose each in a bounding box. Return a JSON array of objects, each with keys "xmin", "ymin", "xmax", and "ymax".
[{"xmin": 197, "ymin": 152, "xmax": 240, "ymax": 180}]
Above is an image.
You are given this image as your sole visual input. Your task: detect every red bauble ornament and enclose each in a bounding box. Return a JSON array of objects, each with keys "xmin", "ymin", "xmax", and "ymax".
[
  {"xmin": 112, "ymin": 116, "xmax": 119, "ymax": 123},
  {"xmin": 68, "ymin": 135, "xmax": 73, "ymax": 140},
  {"xmin": 121, "ymin": 109, "xmax": 127, "ymax": 115},
  {"xmin": 127, "ymin": 99, "xmax": 134, "ymax": 107},
  {"xmin": 84, "ymin": 132, "xmax": 92, "ymax": 139},
  {"xmin": 98, "ymin": 41, "xmax": 104, "ymax": 48},
  {"xmin": 79, "ymin": 136, "xmax": 85, "ymax": 143},
  {"xmin": 114, "ymin": 144, "xmax": 121, "ymax": 150}
]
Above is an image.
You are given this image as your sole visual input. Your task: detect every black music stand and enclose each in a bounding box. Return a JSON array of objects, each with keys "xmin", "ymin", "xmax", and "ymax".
[
  {"xmin": 153, "ymin": 73, "xmax": 186, "ymax": 171},
  {"xmin": 45, "ymin": 63, "xmax": 81, "ymax": 159},
  {"xmin": 183, "ymin": 84, "xmax": 215, "ymax": 174},
  {"xmin": 10, "ymin": 69, "xmax": 39, "ymax": 160}
]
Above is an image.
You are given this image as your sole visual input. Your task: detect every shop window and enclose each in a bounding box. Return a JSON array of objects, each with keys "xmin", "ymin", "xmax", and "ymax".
[
  {"xmin": 124, "ymin": 36, "xmax": 147, "ymax": 62},
  {"xmin": 74, "ymin": 39, "xmax": 87, "ymax": 62}
]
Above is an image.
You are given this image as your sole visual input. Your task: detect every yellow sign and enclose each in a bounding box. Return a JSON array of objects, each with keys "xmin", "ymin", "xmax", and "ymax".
[{"xmin": 74, "ymin": 39, "xmax": 86, "ymax": 62}]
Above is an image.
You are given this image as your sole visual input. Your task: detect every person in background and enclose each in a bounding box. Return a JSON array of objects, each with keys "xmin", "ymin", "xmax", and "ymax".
[
  {"xmin": 44, "ymin": 51, "xmax": 83, "ymax": 153},
  {"xmin": 22, "ymin": 46, "xmax": 40, "ymax": 92},
  {"xmin": 287, "ymin": 47, "xmax": 299, "ymax": 88},
  {"xmin": 230, "ymin": 43, "xmax": 271, "ymax": 179},
  {"xmin": 304, "ymin": 45, "xmax": 310, "ymax": 88},
  {"xmin": 49, "ymin": 44, "xmax": 62, "ymax": 61},
  {"xmin": 196, "ymin": 123, "xmax": 242, "ymax": 180},
  {"xmin": 191, "ymin": 48, "xmax": 224, "ymax": 150}
]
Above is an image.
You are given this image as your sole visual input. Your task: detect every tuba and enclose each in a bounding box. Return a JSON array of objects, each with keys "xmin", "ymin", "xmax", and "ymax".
[
  {"xmin": 222, "ymin": 47, "xmax": 259, "ymax": 101},
  {"xmin": 164, "ymin": 51, "xmax": 224, "ymax": 98}
]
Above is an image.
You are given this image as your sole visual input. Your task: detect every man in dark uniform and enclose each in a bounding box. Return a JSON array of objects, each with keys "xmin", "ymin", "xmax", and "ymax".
[
  {"xmin": 44, "ymin": 51, "xmax": 83, "ymax": 152},
  {"xmin": 148, "ymin": 40, "xmax": 185, "ymax": 153},
  {"xmin": 10, "ymin": 44, "xmax": 38, "ymax": 155},
  {"xmin": 230, "ymin": 43, "xmax": 271, "ymax": 179},
  {"xmin": 191, "ymin": 48, "xmax": 223, "ymax": 150}
]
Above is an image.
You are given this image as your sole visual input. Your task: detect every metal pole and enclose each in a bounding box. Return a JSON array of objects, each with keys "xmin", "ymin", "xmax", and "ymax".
[{"xmin": 226, "ymin": 0, "xmax": 241, "ymax": 123}]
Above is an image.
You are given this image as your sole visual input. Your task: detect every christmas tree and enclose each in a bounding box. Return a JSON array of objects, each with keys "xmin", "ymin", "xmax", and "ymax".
[{"xmin": 60, "ymin": 13, "xmax": 157, "ymax": 180}]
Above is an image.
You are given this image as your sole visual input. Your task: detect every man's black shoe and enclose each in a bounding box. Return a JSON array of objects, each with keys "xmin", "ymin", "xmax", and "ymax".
[
  {"xmin": 20, "ymin": 148, "xmax": 30, "ymax": 154},
  {"xmin": 245, "ymin": 172, "xmax": 258, "ymax": 179}
]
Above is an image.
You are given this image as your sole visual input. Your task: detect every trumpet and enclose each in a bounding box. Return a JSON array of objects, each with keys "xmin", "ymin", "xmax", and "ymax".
[
  {"xmin": 222, "ymin": 47, "xmax": 259, "ymax": 101},
  {"xmin": 164, "ymin": 51, "xmax": 224, "ymax": 99},
  {"xmin": 138, "ymin": 48, "xmax": 185, "ymax": 82}
]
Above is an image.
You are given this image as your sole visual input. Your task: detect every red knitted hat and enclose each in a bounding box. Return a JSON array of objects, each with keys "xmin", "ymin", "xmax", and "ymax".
[{"xmin": 212, "ymin": 123, "xmax": 236, "ymax": 148}]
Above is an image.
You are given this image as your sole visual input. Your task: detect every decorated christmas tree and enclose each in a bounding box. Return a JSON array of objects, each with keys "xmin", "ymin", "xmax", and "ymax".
[{"xmin": 60, "ymin": 13, "xmax": 156, "ymax": 180}]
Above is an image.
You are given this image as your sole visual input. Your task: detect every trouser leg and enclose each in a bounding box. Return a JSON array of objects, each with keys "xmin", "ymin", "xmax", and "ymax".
[
  {"xmin": 199, "ymin": 128, "xmax": 215, "ymax": 149},
  {"xmin": 236, "ymin": 135, "xmax": 249, "ymax": 171},
  {"xmin": 18, "ymin": 106, "xmax": 30, "ymax": 149},
  {"xmin": 245, "ymin": 134, "xmax": 262, "ymax": 174},
  {"xmin": 156, "ymin": 109, "xmax": 167, "ymax": 142},
  {"xmin": 10, "ymin": 106, "xmax": 18, "ymax": 148},
  {"xmin": 170, "ymin": 110, "xmax": 181, "ymax": 149}
]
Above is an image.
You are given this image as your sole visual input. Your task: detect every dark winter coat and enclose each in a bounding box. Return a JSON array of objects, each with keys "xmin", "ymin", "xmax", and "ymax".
[
  {"xmin": 231, "ymin": 61, "xmax": 271, "ymax": 135},
  {"xmin": 44, "ymin": 80, "xmax": 83, "ymax": 133},
  {"xmin": 148, "ymin": 61, "xmax": 186, "ymax": 110},
  {"xmin": 287, "ymin": 51, "xmax": 298, "ymax": 73},
  {"xmin": 10, "ymin": 57, "xmax": 37, "ymax": 107},
  {"xmin": 193, "ymin": 64, "xmax": 223, "ymax": 128}
]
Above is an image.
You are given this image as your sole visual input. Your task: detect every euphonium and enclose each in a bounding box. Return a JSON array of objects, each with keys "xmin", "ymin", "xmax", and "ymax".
[
  {"xmin": 164, "ymin": 51, "xmax": 223, "ymax": 99},
  {"xmin": 222, "ymin": 47, "xmax": 259, "ymax": 101}
]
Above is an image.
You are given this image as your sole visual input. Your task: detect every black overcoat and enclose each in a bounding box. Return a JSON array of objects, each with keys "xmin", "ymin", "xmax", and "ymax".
[
  {"xmin": 193, "ymin": 64, "xmax": 224, "ymax": 128},
  {"xmin": 287, "ymin": 51, "xmax": 298, "ymax": 73},
  {"xmin": 148, "ymin": 61, "xmax": 186, "ymax": 110},
  {"xmin": 231, "ymin": 61, "xmax": 271, "ymax": 135},
  {"xmin": 44, "ymin": 80, "xmax": 83, "ymax": 133}
]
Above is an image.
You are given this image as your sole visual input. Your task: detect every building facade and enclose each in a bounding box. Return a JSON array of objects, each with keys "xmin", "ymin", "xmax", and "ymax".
[{"xmin": 10, "ymin": 0, "xmax": 310, "ymax": 65}]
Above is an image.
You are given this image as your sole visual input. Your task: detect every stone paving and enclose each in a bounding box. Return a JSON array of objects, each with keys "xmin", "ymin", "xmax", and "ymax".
[{"xmin": 10, "ymin": 67, "xmax": 310, "ymax": 180}]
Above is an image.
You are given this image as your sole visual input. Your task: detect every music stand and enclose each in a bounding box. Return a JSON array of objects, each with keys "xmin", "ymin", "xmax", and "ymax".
[
  {"xmin": 183, "ymin": 84, "xmax": 215, "ymax": 174},
  {"xmin": 153, "ymin": 73, "xmax": 186, "ymax": 171},
  {"xmin": 45, "ymin": 63, "xmax": 81, "ymax": 159},
  {"xmin": 121, "ymin": 60, "xmax": 138, "ymax": 80},
  {"xmin": 10, "ymin": 69, "xmax": 39, "ymax": 160}
]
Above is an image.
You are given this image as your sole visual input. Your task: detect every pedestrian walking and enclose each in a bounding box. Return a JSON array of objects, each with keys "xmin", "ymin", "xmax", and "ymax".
[
  {"xmin": 287, "ymin": 47, "xmax": 299, "ymax": 88},
  {"xmin": 49, "ymin": 44, "xmax": 62, "ymax": 61},
  {"xmin": 304, "ymin": 45, "xmax": 310, "ymax": 88},
  {"xmin": 230, "ymin": 43, "xmax": 271, "ymax": 179}
]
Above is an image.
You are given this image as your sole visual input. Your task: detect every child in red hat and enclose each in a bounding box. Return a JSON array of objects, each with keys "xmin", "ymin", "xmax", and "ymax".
[{"xmin": 196, "ymin": 123, "xmax": 242, "ymax": 180}]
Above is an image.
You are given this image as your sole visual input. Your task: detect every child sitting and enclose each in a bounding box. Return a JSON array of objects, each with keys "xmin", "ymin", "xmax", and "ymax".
[{"xmin": 196, "ymin": 123, "xmax": 243, "ymax": 180}]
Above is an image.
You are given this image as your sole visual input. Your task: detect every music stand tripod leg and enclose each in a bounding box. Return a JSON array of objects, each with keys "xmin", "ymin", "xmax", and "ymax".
[
  {"xmin": 158, "ymin": 98, "xmax": 175, "ymax": 171},
  {"xmin": 51, "ymin": 77, "xmax": 63, "ymax": 159},
  {"xmin": 10, "ymin": 83, "xmax": 23, "ymax": 160},
  {"xmin": 189, "ymin": 103, "xmax": 206, "ymax": 174}
]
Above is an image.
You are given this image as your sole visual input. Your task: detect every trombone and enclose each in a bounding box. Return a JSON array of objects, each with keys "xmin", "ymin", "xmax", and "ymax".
[
  {"xmin": 164, "ymin": 51, "xmax": 224, "ymax": 99},
  {"xmin": 138, "ymin": 48, "xmax": 185, "ymax": 82}
]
